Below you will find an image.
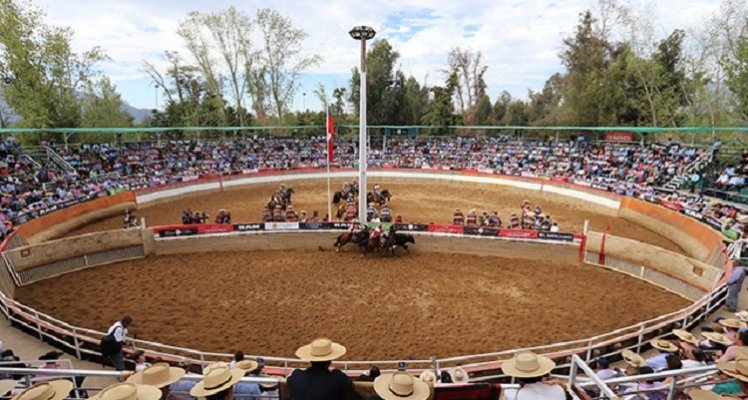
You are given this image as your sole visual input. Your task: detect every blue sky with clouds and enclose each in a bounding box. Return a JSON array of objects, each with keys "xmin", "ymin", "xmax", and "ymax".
[{"xmin": 33, "ymin": 0, "xmax": 721, "ymax": 112}]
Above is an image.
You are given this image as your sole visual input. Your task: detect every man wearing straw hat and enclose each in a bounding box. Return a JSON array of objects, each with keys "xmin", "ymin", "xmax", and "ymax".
[
  {"xmin": 190, "ymin": 365, "xmax": 244, "ymax": 400},
  {"xmin": 646, "ymin": 339, "xmax": 679, "ymax": 371},
  {"xmin": 369, "ymin": 371, "xmax": 430, "ymax": 400},
  {"xmin": 286, "ymin": 338, "xmax": 355, "ymax": 400},
  {"xmin": 500, "ymin": 351, "xmax": 565, "ymax": 400},
  {"xmin": 127, "ymin": 363, "xmax": 186, "ymax": 399},
  {"xmin": 233, "ymin": 360, "xmax": 261, "ymax": 400},
  {"xmin": 11, "ymin": 380, "xmax": 72, "ymax": 400},
  {"xmin": 90, "ymin": 382, "xmax": 162, "ymax": 400},
  {"xmin": 718, "ymin": 330, "xmax": 748, "ymax": 363}
]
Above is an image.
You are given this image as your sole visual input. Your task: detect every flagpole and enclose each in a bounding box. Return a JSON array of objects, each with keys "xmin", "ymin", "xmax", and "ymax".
[{"xmin": 326, "ymin": 107, "xmax": 333, "ymax": 222}]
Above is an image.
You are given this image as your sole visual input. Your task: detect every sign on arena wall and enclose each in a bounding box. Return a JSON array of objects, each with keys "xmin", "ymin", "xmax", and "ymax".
[
  {"xmin": 605, "ymin": 131, "xmax": 636, "ymax": 142},
  {"xmin": 233, "ymin": 223, "xmax": 264, "ymax": 232},
  {"xmin": 659, "ymin": 200, "xmax": 682, "ymax": 211},
  {"xmin": 538, "ymin": 231, "xmax": 575, "ymax": 242},
  {"xmin": 331, "ymin": 222, "xmax": 352, "ymax": 230},
  {"xmin": 428, "ymin": 224, "xmax": 464, "ymax": 234},
  {"xmin": 498, "ymin": 229, "xmax": 539, "ymax": 239},
  {"xmin": 300, "ymin": 222, "xmax": 334, "ymax": 230},
  {"xmin": 197, "ymin": 224, "xmax": 234, "ymax": 234},
  {"xmin": 264, "ymin": 222, "xmax": 300, "ymax": 231},
  {"xmin": 464, "ymin": 227, "xmax": 500, "ymax": 236},
  {"xmin": 394, "ymin": 223, "xmax": 429, "ymax": 232},
  {"xmin": 155, "ymin": 227, "xmax": 198, "ymax": 237}
]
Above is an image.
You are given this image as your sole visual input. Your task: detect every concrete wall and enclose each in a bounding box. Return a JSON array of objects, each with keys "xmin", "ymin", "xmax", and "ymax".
[
  {"xmin": 7, "ymin": 228, "xmax": 143, "ymax": 272},
  {"xmin": 585, "ymin": 231, "xmax": 721, "ymax": 292},
  {"xmin": 151, "ymin": 231, "xmax": 581, "ymax": 264}
]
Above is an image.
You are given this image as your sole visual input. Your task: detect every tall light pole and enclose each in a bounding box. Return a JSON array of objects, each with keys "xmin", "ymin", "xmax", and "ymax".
[{"xmin": 349, "ymin": 25, "xmax": 376, "ymax": 222}]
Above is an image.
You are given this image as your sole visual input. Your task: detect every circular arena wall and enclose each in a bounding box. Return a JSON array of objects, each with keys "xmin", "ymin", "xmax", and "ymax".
[{"xmin": 0, "ymin": 170, "xmax": 731, "ymax": 376}]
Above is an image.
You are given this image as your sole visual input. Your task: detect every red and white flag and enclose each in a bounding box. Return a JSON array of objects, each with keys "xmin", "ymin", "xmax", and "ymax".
[{"xmin": 326, "ymin": 106, "xmax": 334, "ymax": 163}]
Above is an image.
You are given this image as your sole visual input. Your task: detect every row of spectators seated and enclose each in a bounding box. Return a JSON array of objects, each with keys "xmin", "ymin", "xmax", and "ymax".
[
  {"xmin": 0, "ymin": 136, "xmax": 732, "ymax": 242},
  {"xmin": 715, "ymin": 151, "xmax": 748, "ymax": 194}
]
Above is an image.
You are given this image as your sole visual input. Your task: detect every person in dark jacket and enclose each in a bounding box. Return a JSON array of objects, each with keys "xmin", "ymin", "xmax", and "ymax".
[{"xmin": 287, "ymin": 338, "xmax": 357, "ymax": 400}]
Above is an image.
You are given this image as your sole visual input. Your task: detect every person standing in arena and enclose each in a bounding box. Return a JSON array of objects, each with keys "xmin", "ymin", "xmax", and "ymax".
[
  {"xmin": 272, "ymin": 205, "xmax": 284, "ymax": 222},
  {"xmin": 105, "ymin": 315, "xmax": 132, "ymax": 371},
  {"xmin": 453, "ymin": 208, "xmax": 464, "ymax": 226},
  {"xmin": 261, "ymin": 205, "xmax": 272, "ymax": 222},
  {"xmin": 509, "ymin": 212, "xmax": 520, "ymax": 229},
  {"xmin": 726, "ymin": 265, "xmax": 746, "ymax": 312},
  {"xmin": 466, "ymin": 209, "xmax": 478, "ymax": 227},
  {"xmin": 287, "ymin": 338, "xmax": 355, "ymax": 400}
]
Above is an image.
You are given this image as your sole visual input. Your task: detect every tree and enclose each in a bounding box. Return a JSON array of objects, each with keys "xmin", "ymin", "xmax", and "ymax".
[
  {"xmin": 0, "ymin": 0, "xmax": 107, "ymax": 128},
  {"xmin": 422, "ymin": 79, "xmax": 455, "ymax": 135},
  {"xmin": 80, "ymin": 77, "xmax": 133, "ymax": 128},
  {"xmin": 445, "ymin": 47, "xmax": 487, "ymax": 125},
  {"xmin": 723, "ymin": 35, "xmax": 748, "ymax": 120},
  {"xmin": 255, "ymin": 8, "xmax": 321, "ymax": 120}
]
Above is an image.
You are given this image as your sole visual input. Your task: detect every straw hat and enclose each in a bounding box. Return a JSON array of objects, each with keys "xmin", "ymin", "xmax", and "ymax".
[
  {"xmin": 719, "ymin": 318, "xmax": 747, "ymax": 330},
  {"xmin": 126, "ymin": 363, "xmax": 186, "ymax": 388},
  {"xmin": 449, "ymin": 367, "xmax": 469, "ymax": 384},
  {"xmin": 622, "ymin": 350, "xmax": 646, "ymax": 367},
  {"xmin": 373, "ymin": 372, "xmax": 430, "ymax": 400},
  {"xmin": 294, "ymin": 338, "xmax": 346, "ymax": 362},
  {"xmin": 234, "ymin": 360, "xmax": 259, "ymax": 373},
  {"xmin": 688, "ymin": 389, "xmax": 741, "ymax": 399},
  {"xmin": 736, "ymin": 347, "xmax": 748, "ymax": 361},
  {"xmin": 501, "ymin": 352, "xmax": 555, "ymax": 378},
  {"xmin": 190, "ymin": 366, "xmax": 244, "ymax": 398},
  {"xmin": 718, "ymin": 359, "xmax": 748, "ymax": 383},
  {"xmin": 419, "ymin": 370, "xmax": 436, "ymax": 384},
  {"xmin": 0, "ymin": 380, "xmax": 16, "ymax": 396},
  {"xmin": 650, "ymin": 339, "xmax": 679, "ymax": 353},
  {"xmin": 703, "ymin": 332, "xmax": 733, "ymax": 347},
  {"xmin": 672, "ymin": 329, "xmax": 701, "ymax": 346},
  {"xmin": 736, "ymin": 311, "xmax": 748, "ymax": 323},
  {"xmin": 89, "ymin": 383, "xmax": 161, "ymax": 400},
  {"xmin": 12, "ymin": 380, "xmax": 73, "ymax": 400}
]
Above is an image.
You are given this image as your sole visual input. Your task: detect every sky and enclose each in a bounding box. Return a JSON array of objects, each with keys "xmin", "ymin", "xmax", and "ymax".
[{"xmin": 33, "ymin": 0, "xmax": 721, "ymax": 112}]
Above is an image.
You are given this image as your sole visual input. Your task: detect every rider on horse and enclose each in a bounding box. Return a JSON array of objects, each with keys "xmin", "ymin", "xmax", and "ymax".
[
  {"xmin": 380, "ymin": 205, "xmax": 392, "ymax": 222},
  {"xmin": 453, "ymin": 208, "xmax": 465, "ymax": 226},
  {"xmin": 345, "ymin": 201, "xmax": 357, "ymax": 222},
  {"xmin": 373, "ymin": 184, "xmax": 382, "ymax": 200},
  {"xmin": 341, "ymin": 182, "xmax": 351, "ymax": 198},
  {"xmin": 366, "ymin": 205, "xmax": 378, "ymax": 222},
  {"xmin": 261, "ymin": 205, "xmax": 272, "ymax": 222},
  {"xmin": 370, "ymin": 223, "xmax": 386, "ymax": 246}
]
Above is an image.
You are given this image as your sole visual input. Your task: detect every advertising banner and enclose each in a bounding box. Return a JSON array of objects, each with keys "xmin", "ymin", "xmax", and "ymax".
[
  {"xmin": 394, "ymin": 223, "xmax": 429, "ymax": 232},
  {"xmin": 538, "ymin": 231, "xmax": 575, "ymax": 241},
  {"xmin": 233, "ymin": 223, "xmax": 264, "ymax": 232},
  {"xmin": 605, "ymin": 131, "xmax": 636, "ymax": 142},
  {"xmin": 498, "ymin": 229, "xmax": 539, "ymax": 239},
  {"xmin": 659, "ymin": 200, "xmax": 682, "ymax": 211},
  {"xmin": 299, "ymin": 222, "xmax": 334, "ymax": 230},
  {"xmin": 155, "ymin": 226, "xmax": 198, "ymax": 238},
  {"xmin": 264, "ymin": 222, "xmax": 300, "ymax": 231},
  {"xmin": 427, "ymin": 224, "xmax": 464, "ymax": 234},
  {"xmin": 197, "ymin": 224, "xmax": 234, "ymax": 234},
  {"xmin": 464, "ymin": 227, "xmax": 500, "ymax": 236}
]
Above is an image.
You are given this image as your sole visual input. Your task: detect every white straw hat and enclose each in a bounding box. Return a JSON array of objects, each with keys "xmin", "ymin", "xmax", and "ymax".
[
  {"xmin": 89, "ymin": 383, "xmax": 161, "ymax": 400},
  {"xmin": 373, "ymin": 372, "xmax": 429, "ymax": 400},
  {"xmin": 501, "ymin": 352, "xmax": 555, "ymax": 378}
]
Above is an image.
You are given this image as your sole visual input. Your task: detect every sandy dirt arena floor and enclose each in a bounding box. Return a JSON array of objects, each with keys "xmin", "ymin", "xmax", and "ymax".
[
  {"xmin": 15, "ymin": 250, "xmax": 689, "ymax": 360},
  {"xmin": 67, "ymin": 180, "xmax": 684, "ymax": 253}
]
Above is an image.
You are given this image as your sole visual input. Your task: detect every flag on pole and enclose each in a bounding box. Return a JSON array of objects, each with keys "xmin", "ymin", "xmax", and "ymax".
[{"xmin": 326, "ymin": 106, "xmax": 335, "ymax": 162}]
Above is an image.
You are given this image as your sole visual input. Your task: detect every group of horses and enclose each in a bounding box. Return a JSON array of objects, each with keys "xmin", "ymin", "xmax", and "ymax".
[
  {"xmin": 332, "ymin": 187, "xmax": 393, "ymax": 220},
  {"xmin": 333, "ymin": 226, "xmax": 415, "ymax": 257}
]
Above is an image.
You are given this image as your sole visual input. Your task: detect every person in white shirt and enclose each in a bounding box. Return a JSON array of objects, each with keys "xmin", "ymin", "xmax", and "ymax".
[
  {"xmin": 105, "ymin": 315, "xmax": 132, "ymax": 371},
  {"xmin": 501, "ymin": 351, "xmax": 565, "ymax": 400}
]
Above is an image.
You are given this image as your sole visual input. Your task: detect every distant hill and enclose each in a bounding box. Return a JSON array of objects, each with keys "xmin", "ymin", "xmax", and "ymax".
[{"xmin": 0, "ymin": 94, "xmax": 152, "ymax": 126}]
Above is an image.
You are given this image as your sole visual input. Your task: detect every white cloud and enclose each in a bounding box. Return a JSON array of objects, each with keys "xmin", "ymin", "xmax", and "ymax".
[{"xmin": 32, "ymin": 0, "xmax": 722, "ymax": 109}]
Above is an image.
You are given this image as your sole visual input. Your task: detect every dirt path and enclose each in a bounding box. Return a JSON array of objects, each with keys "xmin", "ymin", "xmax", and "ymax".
[
  {"xmin": 67, "ymin": 180, "xmax": 684, "ymax": 253},
  {"xmin": 15, "ymin": 250, "xmax": 689, "ymax": 360}
]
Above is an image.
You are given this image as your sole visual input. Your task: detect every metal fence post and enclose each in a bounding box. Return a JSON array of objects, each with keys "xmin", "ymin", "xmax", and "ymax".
[
  {"xmin": 585, "ymin": 339, "xmax": 593, "ymax": 362},
  {"xmin": 71, "ymin": 327, "xmax": 82, "ymax": 359},
  {"xmin": 569, "ymin": 357, "xmax": 578, "ymax": 388},
  {"xmin": 636, "ymin": 325, "xmax": 645, "ymax": 353},
  {"xmin": 199, "ymin": 353, "xmax": 205, "ymax": 371},
  {"xmin": 33, "ymin": 311, "xmax": 43, "ymax": 340},
  {"xmin": 667, "ymin": 375, "xmax": 677, "ymax": 400}
]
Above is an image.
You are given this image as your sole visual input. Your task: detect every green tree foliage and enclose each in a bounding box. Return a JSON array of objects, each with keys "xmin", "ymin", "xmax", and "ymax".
[
  {"xmin": 0, "ymin": 0, "xmax": 107, "ymax": 128},
  {"xmin": 80, "ymin": 77, "xmax": 133, "ymax": 128},
  {"xmin": 421, "ymin": 80, "xmax": 456, "ymax": 135},
  {"xmin": 723, "ymin": 35, "xmax": 748, "ymax": 120}
]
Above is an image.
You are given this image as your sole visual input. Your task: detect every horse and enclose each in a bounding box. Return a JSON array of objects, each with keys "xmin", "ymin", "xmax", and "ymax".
[
  {"xmin": 367, "ymin": 189, "xmax": 392, "ymax": 206},
  {"xmin": 390, "ymin": 233, "xmax": 415, "ymax": 254},
  {"xmin": 334, "ymin": 226, "xmax": 369, "ymax": 252}
]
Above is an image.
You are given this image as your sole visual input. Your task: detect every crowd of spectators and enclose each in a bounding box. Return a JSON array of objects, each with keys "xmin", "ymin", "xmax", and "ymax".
[
  {"xmin": 715, "ymin": 150, "xmax": 748, "ymax": 194},
  {"xmin": 0, "ymin": 136, "xmax": 744, "ymax": 242}
]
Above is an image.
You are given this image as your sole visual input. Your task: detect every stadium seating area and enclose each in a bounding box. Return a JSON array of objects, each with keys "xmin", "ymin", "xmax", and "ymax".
[
  {"xmin": 715, "ymin": 150, "xmax": 748, "ymax": 194},
  {"xmin": 0, "ymin": 136, "xmax": 744, "ymax": 241}
]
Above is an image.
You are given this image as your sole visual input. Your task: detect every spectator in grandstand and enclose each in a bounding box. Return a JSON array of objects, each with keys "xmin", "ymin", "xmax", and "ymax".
[
  {"xmin": 370, "ymin": 371, "xmax": 429, "ymax": 400},
  {"xmin": 672, "ymin": 329, "xmax": 702, "ymax": 360},
  {"xmin": 358, "ymin": 366, "xmax": 381, "ymax": 382},
  {"xmin": 592, "ymin": 357, "xmax": 620, "ymax": 380},
  {"xmin": 169, "ymin": 362, "xmax": 196, "ymax": 400},
  {"xmin": 90, "ymin": 382, "xmax": 162, "ymax": 400},
  {"xmin": 286, "ymin": 338, "xmax": 355, "ymax": 400},
  {"xmin": 190, "ymin": 365, "xmax": 243, "ymax": 400},
  {"xmin": 501, "ymin": 351, "xmax": 565, "ymax": 399},
  {"xmin": 131, "ymin": 350, "xmax": 150, "ymax": 372},
  {"xmin": 718, "ymin": 330, "xmax": 748, "ymax": 363},
  {"xmin": 229, "ymin": 351, "xmax": 244, "ymax": 369},
  {"xmin": 418, "ymin": 370, "xmax": 436, "ymax": 384},
  {"xmin": 36, "ymin": 351, "xmax": 65, "ymax": 382},
  {"xmin": 233, "ymin": 360, "xmax": 261, "ymax": 400},
  {"xmin": 128, "ymin": 362, "xmax": 186, "ymax": 399},
  {"xmin": 726, "ymin": 266, "xmax": 746, "ymax": 312},
  {"xmin": 711, "ymin": 359, "xmax": 748, "ymax": 397},
  {"xmin": 624, "ymin": 366, "xmax": 666, "ymax": 400},
  {"xmin": 449, "ymin": 367, "xmax": 469, "ymax": 384},
  {"xmin": 105, "ymin": 315, "xmax": 133, "ymax": 371},
  {"xmin": 12, "ymin": 379, "xmax": 73, "ymax": 400},
  {"xmin": 646, "ymin": 340, "xmax": 679, "ymax": 371},
  {"xmin": 719, "ymin": 318, "xmax": 746, "ymax": 343}
]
